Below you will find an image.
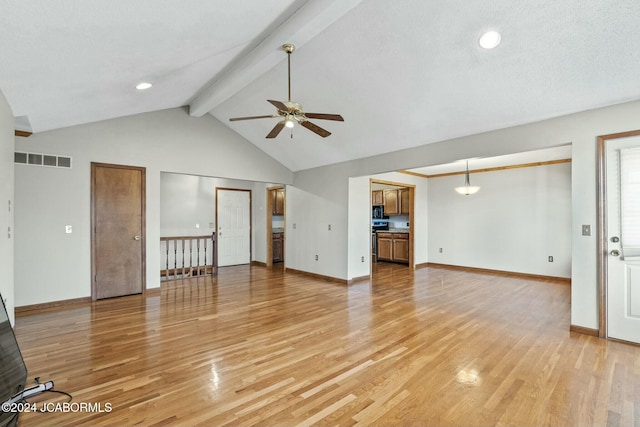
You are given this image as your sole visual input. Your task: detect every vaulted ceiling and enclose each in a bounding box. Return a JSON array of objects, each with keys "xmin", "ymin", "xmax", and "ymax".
[{"xmin": 2, "ymin": 1, "xmax": 639, "ymax": 171}]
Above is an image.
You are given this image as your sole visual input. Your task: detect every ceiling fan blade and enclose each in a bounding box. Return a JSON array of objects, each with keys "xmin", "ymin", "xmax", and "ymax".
[
  {"xmin": 229, "ymin": 115, "xmax": 276, "ymax": 121},
  {"xmin": 300, "ymin": 120, "xmax": 331, "ymax": 138},
  {"xmin": 304, "ymin": 113, "xmax": 344, "ymax": 122},
  {"xmin": 266, "ymin": 121, "xmax": 286, "ymax": 139},
  {"xmin": 267, "ymin": 100, "xmax": 289, "ymax": 111}
]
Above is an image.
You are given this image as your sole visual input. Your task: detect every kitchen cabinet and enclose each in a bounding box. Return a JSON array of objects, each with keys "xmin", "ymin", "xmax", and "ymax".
[
  {"xmin": 399, "ymin": 188, "xmax": 410, "ymax": 215},
  {"xmin": 372, "ymin": 190, "xmax": 384, "ymax": 206},
  {"xmin": 383, "ymin": 189, "xmax": 399, "ymax": 215},
  {"xmin": 272, "ymin": 188, "xmax": 285, "ymax": 216},
  {"xmin": 376, "ymin": 232, "xmax": 409, "ymax": 263},
  {"xmin": 377, "ymin": 234, "xmax": 392, "ymax": 260},
  {"xmin": 392, "ymin": 237, "xmax": 409, "ymax": 262},
  {"xmin": 272, "ymin": 232, "xmax": 284, "ymax": 262}
]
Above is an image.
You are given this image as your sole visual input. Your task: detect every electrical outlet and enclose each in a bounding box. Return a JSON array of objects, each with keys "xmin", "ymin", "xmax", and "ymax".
[
  {"xmin": 328, "ymin": 224, "xmax": 331, "ymax": 231},
  {"xmin": 548, "ymin": 256, "xmax": 554, "ymax": 262},
  {"xmin": 439, "ymin": 248, "xmax": 443, "ymax": 253},
  {"xmin": 361, "ymin": 256, "xmax": 365, "ymax": 262},
  {"xmin": 293, "ymin": 223, "xmax": 297, "ymax": 229},
  {"xmin": 315, "ymin": 254, "xmax": 319, "ymax": 261}
]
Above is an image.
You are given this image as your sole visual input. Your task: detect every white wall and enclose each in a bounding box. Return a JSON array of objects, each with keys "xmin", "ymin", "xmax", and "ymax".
[
  {"xmin": 160, "ymin": 173, "xmax": 217, "ymax": 237},
  {"xmin": 285, "ymin": 180, "xmax": 347, "ymax": 279},
  {"xmin": 0, "ymin": 91, "xmax": 14, "ymax": 323},
  {"xmin": 428, "ymin": 162, "xmax": 571, "ymax": 277},
  {"xmin": 252, "ymin": 181, "xmax": 270, "ymax": 264},
  {"xmin": 291, "ymin": 100, "xmax": 640, "ymax": 331},
  {"xmin": 347, "ymin": 176, "xmax": 371, "ymax": 279},
  {"xmin": 14, "ymin": 108, "xmax": 291, "ymax": 306}
]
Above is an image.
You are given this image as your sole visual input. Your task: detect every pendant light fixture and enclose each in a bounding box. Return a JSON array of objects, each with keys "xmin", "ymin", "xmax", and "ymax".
[{"xmin": 454, "ymin": 161, "xmax": 481, "ymax": 195}]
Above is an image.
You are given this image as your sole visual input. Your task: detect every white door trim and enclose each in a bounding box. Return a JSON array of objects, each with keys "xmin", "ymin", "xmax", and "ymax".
[
  {"xmin": 596, "ymin": 129, "xmax": 640, "ymax": 338},
  {"xmin": 215, "ymin": 188, "xmax": 252, "ymax": 267}
]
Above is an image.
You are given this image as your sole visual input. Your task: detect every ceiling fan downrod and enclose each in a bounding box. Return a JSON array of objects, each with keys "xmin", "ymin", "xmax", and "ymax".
[{"xmin": 282, "ymin": 44, "xmax": 295, "ymax": 102}]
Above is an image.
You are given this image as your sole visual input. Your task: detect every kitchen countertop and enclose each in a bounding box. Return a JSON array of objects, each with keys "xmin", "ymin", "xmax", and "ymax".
[
  {"xmin": 272, "ymin": 228, "xmax": 284, "ymax": 233},
  {"xmin": 385, "ymin": 228, "xmax": 410, "ymax": 233}
]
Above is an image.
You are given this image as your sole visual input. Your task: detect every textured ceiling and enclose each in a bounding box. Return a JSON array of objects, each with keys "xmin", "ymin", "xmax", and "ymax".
[
  {"xmin": 2, "ymin": 1, "xmax": 640, "ymax": 172},
  {"xmin": 0, "ymin": 0, "xmax": 304, "ymax": 131}
]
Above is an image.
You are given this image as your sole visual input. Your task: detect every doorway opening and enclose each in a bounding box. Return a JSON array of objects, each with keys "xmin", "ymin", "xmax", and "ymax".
[
  {"xmin": 266, "ymin": 187, "xmax": 285, "ymax": 268},
  {"xmin": 370, "ymin": 179, "xmax": 415, "ymax": 271}
]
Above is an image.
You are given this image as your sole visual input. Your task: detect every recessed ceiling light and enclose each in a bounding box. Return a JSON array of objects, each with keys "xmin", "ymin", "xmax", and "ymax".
[
  {"xmin": 136, "ymin": 82, "xmax": 152, "ymax": 90},
  {"xmin": 479, "ymin": 30, "xmax": 501, "ymax": 49}
]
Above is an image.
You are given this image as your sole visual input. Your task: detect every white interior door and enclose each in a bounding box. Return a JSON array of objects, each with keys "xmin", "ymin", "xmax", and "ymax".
[
  {"xmin": 217, "ymin": 189, "xmax": 251, "ymax": 267},
  {"xmin": 606, "ymin": 135, "xmax": 640, "ymax": 343}
]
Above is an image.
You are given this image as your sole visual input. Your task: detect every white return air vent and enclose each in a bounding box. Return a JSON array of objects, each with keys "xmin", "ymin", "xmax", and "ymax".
[{"xmin": 14, "ymin": 152, "xmax": 72, "ymax": 169}]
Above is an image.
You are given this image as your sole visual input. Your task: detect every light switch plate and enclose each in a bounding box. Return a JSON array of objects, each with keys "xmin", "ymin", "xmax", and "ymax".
[
  {"xmin": 65, "ymin": 225, "xmax": 73, "ymax": 234},
  {"xmin": 582, "ymin": 224, "xmax": 591, "ymax": 236}
]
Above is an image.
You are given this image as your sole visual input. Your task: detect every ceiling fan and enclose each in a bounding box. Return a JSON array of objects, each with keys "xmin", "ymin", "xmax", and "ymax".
[{"xmin": 229, "ymin": 43, "xmax": 344, "ymax": 139}]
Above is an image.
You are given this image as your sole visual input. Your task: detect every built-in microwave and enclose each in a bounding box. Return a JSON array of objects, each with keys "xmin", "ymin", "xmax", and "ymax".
[{"xmin": 372, "ymin": 205, "xmax": 384, "ymax": 219}]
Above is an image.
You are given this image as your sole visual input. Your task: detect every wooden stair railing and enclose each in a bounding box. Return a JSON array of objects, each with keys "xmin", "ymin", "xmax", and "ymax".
[{"xmin": 160, "ymin": 234, "xmax": 216, "ymax": 281}]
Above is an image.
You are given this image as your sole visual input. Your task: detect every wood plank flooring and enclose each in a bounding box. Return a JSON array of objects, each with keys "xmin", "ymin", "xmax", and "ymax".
[{"xmin": 14, "ymin": 263, "xmax": 640, "ymax": 426}]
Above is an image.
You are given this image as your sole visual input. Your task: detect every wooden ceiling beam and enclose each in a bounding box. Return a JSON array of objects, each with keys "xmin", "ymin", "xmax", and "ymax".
[{"xmin": 15, "ymin": 130, "xmax": 32, "ymax": 137}]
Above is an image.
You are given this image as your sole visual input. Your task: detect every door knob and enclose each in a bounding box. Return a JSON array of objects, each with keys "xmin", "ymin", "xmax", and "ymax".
[
  {"xmin": 134, "ymin": 235, "xmax": 141, "ymax": 241},
  {"xmin": 610, "ymin": 249, "xmax": 620, "ymax": 257}
]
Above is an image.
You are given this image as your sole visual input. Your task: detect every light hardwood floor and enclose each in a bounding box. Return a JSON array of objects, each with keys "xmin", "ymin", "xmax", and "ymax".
[{"xmin": 14, "ymin": 263, "xmax": 640, "ymax": 426}]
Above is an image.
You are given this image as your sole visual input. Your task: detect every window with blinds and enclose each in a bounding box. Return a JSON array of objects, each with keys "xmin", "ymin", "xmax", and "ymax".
[{"xmin": 621, "ymin": 148, "xmax": 640, "ymax": 253}]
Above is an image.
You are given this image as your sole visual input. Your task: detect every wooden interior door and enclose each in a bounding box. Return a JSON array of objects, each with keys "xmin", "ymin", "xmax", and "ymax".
[{"xmin": 92, "ymin": 163, "xmax": 145, "ymax": 300}]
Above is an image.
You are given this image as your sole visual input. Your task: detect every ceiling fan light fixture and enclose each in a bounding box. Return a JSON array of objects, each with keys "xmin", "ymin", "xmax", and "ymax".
[{"xmin": 284, "ymin": 118, "xmax": 295, "ymax": 128}]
